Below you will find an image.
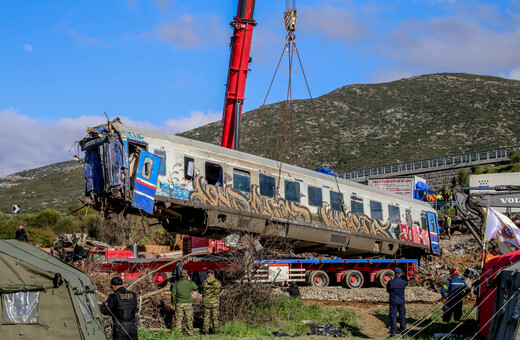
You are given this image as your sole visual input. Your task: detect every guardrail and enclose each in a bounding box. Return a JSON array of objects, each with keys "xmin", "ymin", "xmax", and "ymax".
[{"xmin": 341, "ymin": 145, "xmax": 520, "ymax": 182}]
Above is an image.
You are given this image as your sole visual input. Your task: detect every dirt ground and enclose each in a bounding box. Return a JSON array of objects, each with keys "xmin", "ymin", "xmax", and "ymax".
[{"xmin": 300, "ymin": 300, "xmax": 476, "ymax": 340}]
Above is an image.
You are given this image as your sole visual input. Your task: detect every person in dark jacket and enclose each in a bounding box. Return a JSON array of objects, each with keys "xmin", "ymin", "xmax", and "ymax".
[
  {"xmin": 282, "ymin": 281, "xmax": 301, "ymax": 298},
  {"xmin": 15, "ymin": 225, "xmax": 29, "ymax": 242},
  {"xmin": 441, "ymin": 268, "xmax": 469, "ymax": 322},
  {"xmin": 172, "ymin": 259, "xmax": 188, "ymax": 284},
  {"xmin": 101, "ymin": 276, "xmax": 138, "ymax": 340},
  {"xmin": 171, "ymin": 269, "xmax": 198, "ymax": 336},
  {"xmin": 386, "ymin": 267, "xmax": 407, "ymax": 337}
]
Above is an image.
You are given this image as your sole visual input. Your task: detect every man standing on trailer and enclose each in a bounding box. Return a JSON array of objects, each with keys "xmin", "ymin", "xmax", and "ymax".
[
  {"xmin": 441, "ymin": 268, "xmax": 469, "ymax": 322},
  {"xmin": 386, "ymin": 267, "xmax": 407, "ymax": 338},
  {"xmin": 200, "ymin": 270, "xmax": 222, "ymax": 334},
  {"xmin": 172, "ymin": 258, "xmax": 189, "ymax": 284},
  {"xmin": 171, "ymin": 269, "xmax": 198, "ymax": 336}
]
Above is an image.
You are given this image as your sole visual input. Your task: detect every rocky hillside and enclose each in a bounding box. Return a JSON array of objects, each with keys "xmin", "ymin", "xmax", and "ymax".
[
  {"xmin": 181, "ymin": 73, "xmax": 520, "ymax": 171},
  {"xmin": 2, "ymin": 73, "xmax": 519, "ymax": 214},
  {"xmin": 0, "ymin": 161, "xmax": 83, "ymax": 214}
]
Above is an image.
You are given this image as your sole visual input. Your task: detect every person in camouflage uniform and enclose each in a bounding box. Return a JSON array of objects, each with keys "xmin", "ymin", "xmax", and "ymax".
[
  {"xmin": 171, "ymin": 269, "xmax": 198, "ymax": 336},
  {"xmin": 200, "ymin": 270, "xmax": 222, "ymax": 334}
]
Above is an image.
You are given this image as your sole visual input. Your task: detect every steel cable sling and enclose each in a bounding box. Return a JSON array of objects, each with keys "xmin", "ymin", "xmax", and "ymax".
[{"xmin": 397, "ymin": 265, "xmax": 502, "ymax": 340}]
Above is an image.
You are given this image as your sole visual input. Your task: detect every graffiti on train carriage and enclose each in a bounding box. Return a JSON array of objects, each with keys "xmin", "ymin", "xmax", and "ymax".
[
  {"xmin": 171, "ymin": 175, "xmax": 403, "ymax": 241},
  {"xmin": 189, "ymin": 175, "xmax": 313, "ymax": 223},
  {"xmin": 152, "ymin": 164, "xmax": 428, "ymax": 245}
]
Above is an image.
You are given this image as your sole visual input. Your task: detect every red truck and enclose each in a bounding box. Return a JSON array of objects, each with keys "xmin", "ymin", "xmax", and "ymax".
[{"xmin": 85, "ymin": 249, "xmax": 179, "ymax": 286}]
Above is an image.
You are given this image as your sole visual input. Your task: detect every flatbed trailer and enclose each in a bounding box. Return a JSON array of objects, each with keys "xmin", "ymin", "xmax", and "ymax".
[{"xmin": 185, "ymin": 256, "xmax": 417, "ymax": 289}]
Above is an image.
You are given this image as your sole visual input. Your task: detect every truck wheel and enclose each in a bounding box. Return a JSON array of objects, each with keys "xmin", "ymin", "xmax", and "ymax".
[
  {"xmin": 308, "ymin": 270, "xmax": 329, "ymax": 287},
  {"xmin": 376, "ymin": 269, "xmax": 395, "ymax": 288},
  {"xmin": 341, "ymin": 270, "xmax": 364, "ymax": 289},
  {"xmin": 153, "ymin": 272, "xmax": 167, "ymax": 287}
]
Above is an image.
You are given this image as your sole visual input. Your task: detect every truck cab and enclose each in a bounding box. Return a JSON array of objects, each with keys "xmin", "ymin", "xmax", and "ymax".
[{"xmin": 86, "ymin": 249, "xmax": 134, "ymax": 264}]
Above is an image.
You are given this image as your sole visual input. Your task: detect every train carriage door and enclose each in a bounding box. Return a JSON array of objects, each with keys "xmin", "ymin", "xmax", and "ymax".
[
  {"xmin": 131, "ymin": 150, "xmax": 160, "ymax": 214},
  {"xmin": 426, "ymin": 212, "xmax": 440, "ymax": 255}
]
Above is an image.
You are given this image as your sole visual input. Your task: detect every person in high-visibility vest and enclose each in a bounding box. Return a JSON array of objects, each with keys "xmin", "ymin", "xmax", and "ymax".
[
  {"xmin": 442, "ymin": 214, "xmax": 452, "ymax": 239},
  {"xmin": 441, "ymin": 269, "xmax": 469, "ymax": 322}
]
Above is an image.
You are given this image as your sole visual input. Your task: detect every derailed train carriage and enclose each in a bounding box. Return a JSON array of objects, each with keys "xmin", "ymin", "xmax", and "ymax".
[{"xmin": 79, "ymin": 119, "xmax": 440, "ymax": 259}]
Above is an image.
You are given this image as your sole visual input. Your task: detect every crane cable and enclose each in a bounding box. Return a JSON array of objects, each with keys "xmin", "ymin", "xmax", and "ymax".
[
  {"xmin": 245, "ymin": 5, "xmax": 349, "ymax": 234},
  {"xmin": 399, "ymin": 265, "xmax": 505, "ymax": 340},
  {"xmin": 397, "ymin": 265, "xmax": 499, "ymax": 339}
]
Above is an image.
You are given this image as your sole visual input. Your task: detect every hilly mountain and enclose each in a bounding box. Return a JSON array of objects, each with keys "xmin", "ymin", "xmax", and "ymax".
[
  {"xmin": 181, "ymin": 73, "xmax": 520, "ymax": 171},
  {"xmin": 0, "ymin": 161, "xmax": 83, "ymax": 215},
  {"xmin": 1, "ymin": 73, "xmax": 519, "ymax": 214}
]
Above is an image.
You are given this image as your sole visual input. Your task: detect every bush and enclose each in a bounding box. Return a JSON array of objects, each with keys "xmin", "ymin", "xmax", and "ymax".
[
  {"xmin": 457, "ymin": 170, "xmax": 469, "ymax": 187},
  {"xmin": 25, "ymin": 227, "xmax": 56, "ymax": 247},
  {"xmin": 510, "ymin": 151, "xmax": 520, "ymax": 164},
  {"xmin": 34, "ymin": 209, "xmax": 61, "ymax": 228},
  {"xmin": 53, "ymin": 216, "xmax": 84, "ymax": 234}
]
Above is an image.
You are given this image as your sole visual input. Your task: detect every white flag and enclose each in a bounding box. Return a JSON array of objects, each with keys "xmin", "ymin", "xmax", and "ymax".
[{"xmin": 485, "ymin": 207, "xmax": 520, "ymax": 248}]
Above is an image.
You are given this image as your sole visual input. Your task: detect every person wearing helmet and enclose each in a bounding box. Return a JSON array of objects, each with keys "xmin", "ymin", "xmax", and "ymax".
[
  {"xmin": 386, "ymin": 267, "xmax": 407, "ymax": 337},
  {"xmin": 441, "ymin": 269, "xmax": 469, "ymax": 322}
]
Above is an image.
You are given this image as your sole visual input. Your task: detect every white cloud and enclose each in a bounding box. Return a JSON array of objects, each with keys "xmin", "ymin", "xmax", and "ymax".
[
  {"xmin": 23, "ymin": 44, "xmax": 32, "ymax": 52},
  {"xmin": 66, "ymin": 29, "xmax": 108, "ymax": 47},
  {"xmin": 142, "ymin": 14, "xmax": 227, "ymax": 49},
  {"xmin": 299, "ymin": 4, "xmax": 370, "ymax": 42},
  {"xmin": 369, "ymin": 68, "xmax": 414, "ymax": 84},
  {"xmin": 509, "ymin": 67, "xmax": 520, "ymax": 80},
  {"xmin": 382, "ymin": 17, "xmax": 520, "ymax": 73},
  {"xmin": 0, "ymin": 108, "xmax": 220, "ymax": 177}
]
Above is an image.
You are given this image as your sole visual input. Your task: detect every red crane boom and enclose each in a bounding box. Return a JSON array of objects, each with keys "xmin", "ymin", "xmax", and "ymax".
[{"xmin": 219, "ymin": 0, "xmax": 256, "ymax": 150}]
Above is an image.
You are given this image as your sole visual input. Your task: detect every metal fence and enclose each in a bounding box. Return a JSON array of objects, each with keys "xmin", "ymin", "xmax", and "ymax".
[{"xmin": 341, "ymin": 145, "xmax": 520, "ymax": 181}]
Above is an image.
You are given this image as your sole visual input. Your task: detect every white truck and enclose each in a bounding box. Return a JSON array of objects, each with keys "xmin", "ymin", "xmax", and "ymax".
[{"xmin": 368, "ymin": 176, "xmax": 429, "ymax": 200}]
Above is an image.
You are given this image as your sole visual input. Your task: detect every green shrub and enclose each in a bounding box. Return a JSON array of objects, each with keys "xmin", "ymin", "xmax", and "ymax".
[
  {"xmin": 25, "ymin": 227, "xmax": 56, "ymax": 247},
  {"xmin": 34, "ymin": 209, "xmax": 61, "ymax": 228},
  {"xmin": 510, "ymin": 151, "xmax": 520, "ymax": 163},
  {"xmin": 53, "ymin": 216, "xmax": 84, "ymax": 234},
  {"xmin": 457, "ymin": 170, "xmax": 469, "ymax": 187}
]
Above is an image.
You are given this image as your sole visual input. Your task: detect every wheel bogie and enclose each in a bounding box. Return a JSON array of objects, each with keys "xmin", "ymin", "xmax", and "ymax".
[
  {"xmin": 341, "ymin": 270, "xmax": 364, "ymax": 289},
  {"xmin": 375, "ymin": 269, "xmax": 395, "ymax": 288},
  {"xmin": 307, "ymin": 270, "xmax": 330, "ymax": 287}
]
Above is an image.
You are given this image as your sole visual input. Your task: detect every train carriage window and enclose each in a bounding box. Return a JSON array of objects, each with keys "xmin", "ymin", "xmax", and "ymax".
[
  {"xmin": 308, "ymin": 186, "xmax": 323, "ymax": 207},
  {"xmin": 184, "ymin": 157, "xmax": 194, "ymax": 180},
  {"xmin": 389, "ymin": 205, "xmax": 401, "ymax": 224},
  {"xmin": 154, "ymin": 149, "xmax": 166, "ymax": 176},
  {"xmin": 351, "ymin": 197, "xmax": 364, "ymax": 216},
  {"xmin": 260, "ymin": 174, "xmax": 276, "ymax": 198},
  {"xmin": 421, "ymin": 212, "xmax": 428, "ymax": 230},
  {"xmin": 370, "ymin": 200, "xmax": 383, "ymax": 221},
  {"xmin": 205, "ymin": 162, "xmax": 222, "ymax": 186},
  {"xmin": 233, "ymin": 169, "xmax": 251, "ymax": 193},
  {"xmin": 406, "ymin": 209, "xmax": 413, "ymax": 227},
  {"xmin": 142, "ymin": 157, "xmax": 153, "ymax": 180},
  {"xmin": 285, "ymin": 180, "xmax": 300, "ymax": 203},
  {"xmin": 330, "ymin": 191, "xmax": 344, "ymax": 211}
]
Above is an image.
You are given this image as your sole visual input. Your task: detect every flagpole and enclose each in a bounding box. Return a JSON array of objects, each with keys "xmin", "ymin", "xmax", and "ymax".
[{"xmin": 481, "ymin": 206, "xmax": 489, "ymax": 269}]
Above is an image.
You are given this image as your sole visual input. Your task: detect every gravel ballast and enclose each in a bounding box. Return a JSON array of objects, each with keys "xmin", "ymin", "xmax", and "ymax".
[{"xmin": 299, "ymin": 287, "xmax": 442, "ymax": 303}]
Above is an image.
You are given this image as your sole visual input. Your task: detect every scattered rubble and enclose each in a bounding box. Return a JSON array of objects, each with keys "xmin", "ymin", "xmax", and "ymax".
[{"xmin": 415, "ymin": 234, "xmax": 481, "ymax": 291}]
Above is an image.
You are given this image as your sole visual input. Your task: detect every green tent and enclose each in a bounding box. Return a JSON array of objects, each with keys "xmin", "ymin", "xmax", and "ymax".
[{"xmin": 0, "ymin": 239, "xmax": 106, "ymax": 339}]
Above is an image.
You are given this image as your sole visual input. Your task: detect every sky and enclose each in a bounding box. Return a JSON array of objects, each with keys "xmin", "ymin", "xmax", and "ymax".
[{"xmin": 1, "ymin": 0, "xmax": 520, "ymax": 177}]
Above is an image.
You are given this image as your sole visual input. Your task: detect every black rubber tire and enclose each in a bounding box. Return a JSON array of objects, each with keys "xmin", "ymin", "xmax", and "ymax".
[
  {"xmin": 308, "ymin": 270, "xmax": 330, "ymax": 287},
  {"xmin": 341, "ymin": 270, "xmax": 364, "ymax": 289},
  {"xmin": 375, "ymin": 269, "xmax": 395, "ymax": 288}
]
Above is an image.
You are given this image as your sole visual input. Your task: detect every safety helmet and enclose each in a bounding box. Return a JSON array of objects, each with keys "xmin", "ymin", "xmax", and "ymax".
[{"xmin": 450, "ymin": 268, "xmax": 459, "ymax": 275}]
